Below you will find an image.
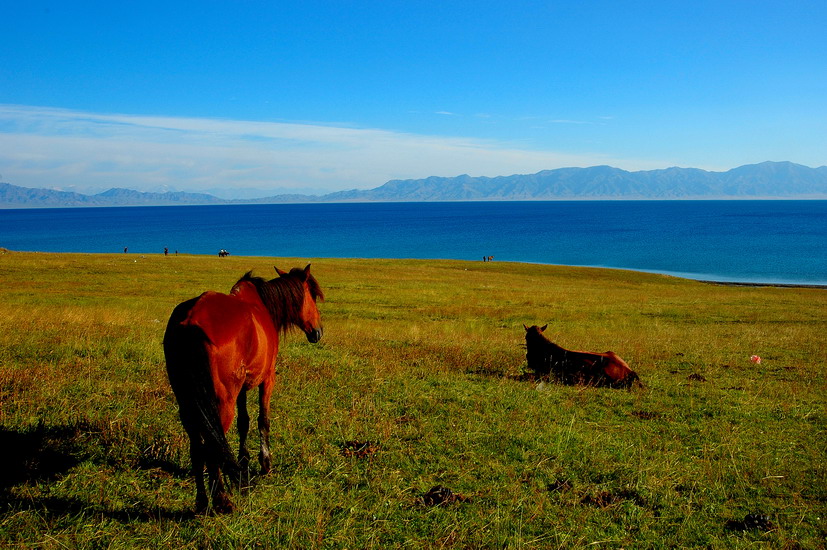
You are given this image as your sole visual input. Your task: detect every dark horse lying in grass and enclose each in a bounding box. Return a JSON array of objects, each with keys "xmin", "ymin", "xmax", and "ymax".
[
  {"xmin": 164, "ymin": 265, "xmax": 324, "ymax": 514},
  {"xmin": 524, "ymin": 324, "xmax": 640, "ymax": 388}
]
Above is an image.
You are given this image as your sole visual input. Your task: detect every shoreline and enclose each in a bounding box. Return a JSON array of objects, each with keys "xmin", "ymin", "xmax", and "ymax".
[
  {"xmin": 698, "ymin": 279, "xmax": 827, "ymax": 290},
  {"xmin": 539, "ymin": 261, "xmax": 827, "ymax": 290}
]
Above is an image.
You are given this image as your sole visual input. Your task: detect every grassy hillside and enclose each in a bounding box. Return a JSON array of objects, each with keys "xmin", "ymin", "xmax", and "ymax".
[{"xmin": 0, "ymin": 251, "xmax": 825, "ymax": 548}]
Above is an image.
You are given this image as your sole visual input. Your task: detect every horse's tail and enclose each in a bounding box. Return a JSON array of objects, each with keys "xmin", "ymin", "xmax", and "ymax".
[{"xmin": 164, "ymin": 311, "xmax": 240, "ymax": 483}]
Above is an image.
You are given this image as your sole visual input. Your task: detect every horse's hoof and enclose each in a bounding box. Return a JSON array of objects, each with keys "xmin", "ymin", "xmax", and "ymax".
[
  {"xmin": 240, "ymin": 474, "xmax": 252, "ymax": 491},
  {"xmin": 213, "ymin": 494, "xmax": 235, "ymax": 514},
  {"xmin": 195, "ymin": 495, "xmax": 209, "ymax": 515},
  {"xmin": 259, "ymin": 455, "xmax": 271, "ymax": 475}
]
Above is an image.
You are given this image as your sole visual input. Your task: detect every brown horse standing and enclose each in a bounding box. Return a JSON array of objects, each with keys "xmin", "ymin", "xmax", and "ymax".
[
  {"xmin": 524, "ymin": 324, "xmax": 639, "ymax": 388},
  {"xmin": 164, "ymin": 265, "xmax": 324, "ymax": 513}
]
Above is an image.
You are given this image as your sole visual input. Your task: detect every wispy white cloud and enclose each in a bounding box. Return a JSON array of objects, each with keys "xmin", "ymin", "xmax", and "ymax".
[
  {"xmin": 548, "ymin": 119, "xmax": 593, "ymax": 125},
  {"xmin": 0, "ymin": 104, "xmax": 657, "ymax": 194}
]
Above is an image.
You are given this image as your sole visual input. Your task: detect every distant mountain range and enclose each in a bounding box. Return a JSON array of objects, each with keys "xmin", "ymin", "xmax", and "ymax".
[{"xmin": 2, "ymin": 161, "xmax": 826, "ymax": 208}]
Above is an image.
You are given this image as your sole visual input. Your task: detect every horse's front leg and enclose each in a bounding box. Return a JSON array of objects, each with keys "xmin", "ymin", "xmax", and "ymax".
[
  {"xmin": 236, "ymin": 390, "xmax": 251, "ymax": 487},
  {"xmin": 258, "ymin": 376, "xmax": 275, "ymax": 474}
]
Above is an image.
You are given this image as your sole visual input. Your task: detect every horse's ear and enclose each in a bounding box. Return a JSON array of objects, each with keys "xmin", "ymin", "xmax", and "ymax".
[
  {"xmin": 540, "ymin": 324, "xmax": 548, "ymax": 332},
  {"xmin": 275, "ymin": 266, "xmax": 288, "ymax": 276},
  {"xmin": 524, "ymin": 324, "xmax": 529, "ymax": 331},
  {"xmin": 304, "ymin": 264, "xmax": 312, "ymax": 276}
]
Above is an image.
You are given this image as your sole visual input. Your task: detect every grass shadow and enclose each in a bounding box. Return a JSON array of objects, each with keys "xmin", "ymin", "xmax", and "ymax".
[
  {"xmin": 465, "ymin": 362, "xmax": 541, "ymax": 381},
  {"xmin": 0, "ymin": 421, "xmax": 190, "ymax": 491},
  {"xmin": 0, "ymin": 423, "xmax": 86, "ymax": 490},
  {"xmin": 0, "ymin": 422, "xmax": 196, "ymax": 523},
  {"xmin": 0, "ymin": 492, "xmax": 196, "ymax": 522}
]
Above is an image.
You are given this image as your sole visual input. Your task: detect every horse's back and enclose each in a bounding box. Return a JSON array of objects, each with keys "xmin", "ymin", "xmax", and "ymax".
[
  {"xmin": 178, "ymin": 290, "xmax": 238, "ymax": 327},
  {"xmin": 170, "ymin": 290, "xmax": 265, "ymax": 343}
]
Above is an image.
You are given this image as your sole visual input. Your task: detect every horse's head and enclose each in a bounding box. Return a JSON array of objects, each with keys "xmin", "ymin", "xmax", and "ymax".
[
  {"xmin": 275, "ymin": 264, "xmax": 324, "ymax": 343},
  {"xmin": 524, "ymin": 324, "xmax": 552, "ymax": 374},
  {"xmin": 524, "ymin": 324, "xmax": 549, "ymax": 343}
]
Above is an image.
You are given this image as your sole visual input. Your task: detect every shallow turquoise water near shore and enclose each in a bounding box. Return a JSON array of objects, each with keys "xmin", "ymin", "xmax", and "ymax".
[{"xmin": 1, "ymin": 200, "xmax": 825, "ymax": 285}]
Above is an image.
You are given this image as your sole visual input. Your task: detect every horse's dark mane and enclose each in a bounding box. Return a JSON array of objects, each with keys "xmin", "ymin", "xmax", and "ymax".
[{"xmin": 236, "ymin": 269, "xmax": 323, "ymax": 332}]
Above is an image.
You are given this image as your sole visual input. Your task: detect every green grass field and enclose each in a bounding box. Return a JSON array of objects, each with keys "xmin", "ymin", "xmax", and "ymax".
[{"xmin": 1, "ymin": 250, "xmax": 825, "ymax": 548}]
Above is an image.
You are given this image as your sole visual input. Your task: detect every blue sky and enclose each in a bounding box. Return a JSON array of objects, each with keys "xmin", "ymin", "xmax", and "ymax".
[{"xmin": 1, "ymin": 0, "xmax": 825, "ymax": 197}]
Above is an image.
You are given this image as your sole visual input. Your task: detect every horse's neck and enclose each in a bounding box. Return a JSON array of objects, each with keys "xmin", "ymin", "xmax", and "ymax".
[
  {"xmin": 551, "ymin": 345, "xmax": 568, "ymax": 359},
  {"xmin": 540, "ymin": 338, "xmax": 565, "ymax": 357},
  {"xmin": 528, "ymin": 335, "xmax": 564, "ymax": 356}
]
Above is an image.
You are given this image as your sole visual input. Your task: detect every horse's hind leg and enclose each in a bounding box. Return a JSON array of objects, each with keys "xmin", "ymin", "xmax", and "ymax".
[
  {"xmin": 179, "ymin": 407, "xmax": 209, "ymax": 513},
  {"xmin": 257, "ymin": 380, "xmax": 274, "ymax": 474},
  {"xmin": 189, "ymin": 437, "xmax": 209, "ymax": 514},
  {"xmin": 236, "ymin": 390, "xmax": 251, "ymax": 488}
]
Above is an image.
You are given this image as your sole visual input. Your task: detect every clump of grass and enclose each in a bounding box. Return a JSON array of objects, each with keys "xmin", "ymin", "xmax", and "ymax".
[{"xmin": 0, "ymin": 252, "xmax": 825, "ymax": 548}]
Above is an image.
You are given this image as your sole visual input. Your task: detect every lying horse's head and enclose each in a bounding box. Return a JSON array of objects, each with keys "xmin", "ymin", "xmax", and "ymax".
[
  {"xmin": 524, "ymin": 324, "xmax": 549, "ymax": 343},
  {"xmin": 524, "ymin": 324, "xmax": 553, "ymax": 375}
]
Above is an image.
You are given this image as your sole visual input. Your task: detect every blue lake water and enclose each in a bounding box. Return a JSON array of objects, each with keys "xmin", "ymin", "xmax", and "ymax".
[{"xmin": 1, "ymin": 201, "xmax": 825, "ymax": 285}]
